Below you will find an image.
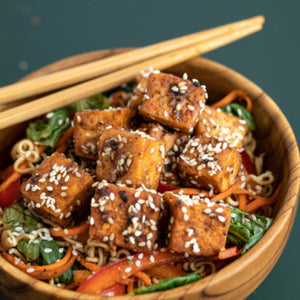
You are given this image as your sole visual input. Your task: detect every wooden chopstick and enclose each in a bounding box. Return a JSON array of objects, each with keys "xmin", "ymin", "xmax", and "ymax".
[
  {"xmin": 0, "ymin": 15, "xmax": 264, "ymax": 104},
  {"xmin": 0, "ymin": 20, "xmax": 263, "ymax": 130}
]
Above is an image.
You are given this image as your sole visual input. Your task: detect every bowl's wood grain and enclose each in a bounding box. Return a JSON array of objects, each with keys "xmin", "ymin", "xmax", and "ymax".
[{"xmin": 0, "ymin": 50, "xmax": 299, "ymax": 300}]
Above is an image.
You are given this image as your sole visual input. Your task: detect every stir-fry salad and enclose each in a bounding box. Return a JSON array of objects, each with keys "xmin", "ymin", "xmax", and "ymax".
[{"xmin": 0, "ymin": 70, "xmax": 279, "ymax": 296}]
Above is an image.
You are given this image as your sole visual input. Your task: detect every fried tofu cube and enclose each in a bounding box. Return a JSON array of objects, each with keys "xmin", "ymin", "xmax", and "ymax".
[
  {"xmin": 178, "ymin": 136, "xmax": 241, "ymax": 192},
  {"xmin": 73, "ymin": 107, "xmax": 135, "ymax": 159},
  {"xmin": 139, "ymin": 73, "xmax": 206, "ymax": 134},
  {"xmin": 164, "ymin": 192, "xmax": 231, "ymax": 256},
  {"xmin": 137, "ymin": 123, "xmax": 190, "ymax": 185},
  {"xmin": 89, "ymin": 182, "xmax": 161, "ymax": 252},
  {"xmin": 194, "ymin": 106, "xmax": 248, "ymax": 149},
  {"xmin": 96, "ymin": 129, "xmax": 164, "ymax": 190},
  {"xmin": 129, "ymin": 75, "xmax": 148, "ymax": 110},
  {"xmin": 137, "ymin": 122, "xmax": 189, "ymax": 185},
  {"xmin": 21, "ymin": 152, "xmax": 94, "ymax": 227}
]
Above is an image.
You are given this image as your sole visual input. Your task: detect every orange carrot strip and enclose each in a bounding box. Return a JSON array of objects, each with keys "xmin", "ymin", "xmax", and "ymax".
[
  {"xmin": 56, "ymin": 144, "xmax": 69, "ymax": 154},
  {"xmin": 127, "ymin": 280, "xmax": 134, "ymax": 294},
  {"xmin": 212, "ymin": 90, "xmax": 253, "ymax": 111},
  {"xmin": 0, "ymin": 244, "xmax": 75, "ymax": 280},
  {"xmin": 210, "ymin": 179, "xmax": 242, "ymax": 202},
  {"xmin": 147, "ymin": 264, "xmax": 185, "ymax": 279},
  {"xmin": 245, "ymin": 184, "xmax": 281, "ymax": 213},
  {"xmin": 218, "ymin": 246, "xmax": 241, "ymax": 260},
  {"xmin": 55, "ymin": 126, "xmax": 74, "ymax": 148},
  {"xmin": 234, "ymin": 189, "xmax": 259, "ymax": 199},
  {"xmin": 238, "ymin": 194, "xmax": 247, "ymax": 210},
  {"xmin": 0, "ymin": 145, "xmax": 47, "ymax": 193},
  {"xmin": 50, "ymin": 223, "xmax": 89, "ymax": 237},
  {"xmin": 134, "ymin": 271, "xmax": 151, "ymax": 287},
  {"xmin": 76, "ymin": 253, "xmax": 101, "ymax": 272}
]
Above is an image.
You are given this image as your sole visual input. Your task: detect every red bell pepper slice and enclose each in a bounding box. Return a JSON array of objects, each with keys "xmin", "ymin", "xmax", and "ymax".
[
  {"xmin": 157, "ymin": 183, "xmax": 179, "ymax": 193},
  {"xmin": 241, "ymin": 150, "xmax": 256, "ymax": 175},
  {"xmin": 0, "ymin": 168, "xmax": 21, "ymax": 209},
  {"xmin": 76, "ymin": 249, "xmax": 185, "ymax": 295},
  {"xmin": 218, "ymin": 246, "xmax": 242, "ymax": 260},
  {"xmin": 100, "ymin": 283, "xmax": 126, "ymax": 296}
]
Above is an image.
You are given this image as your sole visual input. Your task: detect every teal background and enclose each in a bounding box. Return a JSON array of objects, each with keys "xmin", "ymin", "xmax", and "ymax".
[{"xmin": 0, "ymin": 0, "xmax": 299, "ymax": 299}]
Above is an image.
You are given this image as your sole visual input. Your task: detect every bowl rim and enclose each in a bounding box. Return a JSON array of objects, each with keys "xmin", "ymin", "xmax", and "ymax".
[{"xmin": 0, "ymin": 49, "xmax": 299, "ymax": 300}]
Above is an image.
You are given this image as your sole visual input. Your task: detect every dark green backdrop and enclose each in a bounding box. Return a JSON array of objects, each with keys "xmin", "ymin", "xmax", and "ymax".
[{"xmin": 0, "ymin": 0, "xmax": 299, "ymax": 299}]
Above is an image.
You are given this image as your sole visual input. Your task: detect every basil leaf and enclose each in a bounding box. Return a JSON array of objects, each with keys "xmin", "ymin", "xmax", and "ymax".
[
  {"xmin": 26, "ymin": 107, "xmax": 71, "ymax": 148},
  {"xmin": 130, "ymin": 273, "xmax": 201, "ymax": 295},
  {"xmin": 40, "ymin": 240, "xmax": 73, "ymax": 284},
  {"xmin": 3, "ymin": 204, "xmax": 24, "ymax": 230},
  {"xmin": 221, "ymin": 103, "xmax": 255, "ymax": 132},
  {"xmin": 228, "ymin": 207, "xmax": 272, "ymax": 254},
  {"xmin": 17, "ymin": 238, "xmax": 41, "ymax": 262},
  {"xmin": 71, "ymin": 93, "xmax": 109, "ymax": 112}
]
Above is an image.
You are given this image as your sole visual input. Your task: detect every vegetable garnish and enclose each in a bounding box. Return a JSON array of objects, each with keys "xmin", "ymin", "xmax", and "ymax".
[
  {"xmin": 228, "ymin": 207, "xmax": 272, "ymax": 254},
  {"xmin": 130, "ymin": 273, "xmax": 201, "ymax": 295},
  {"xmin": 76, "ymin": 250, "xmax": 185, "ymax": 295},
  {"xmin": 26, "ymin": 108, "xmax": 71, "ymax": 148},
  {"xmin": 0, "ymin": 243, "xmax": 75, "ymax": 280},
  {"xmin": 221, "ymin": 103, "xmax": 255, "ymax": 132},
  {"xmin": 50, "ymin": 223, "xmax": 89, "ymax": 237}
]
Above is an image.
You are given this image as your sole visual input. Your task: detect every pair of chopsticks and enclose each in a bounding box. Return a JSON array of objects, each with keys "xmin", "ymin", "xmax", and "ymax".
[{"xmin": 0, "ymin": 15, "xmax": 264, "ymax": 130}]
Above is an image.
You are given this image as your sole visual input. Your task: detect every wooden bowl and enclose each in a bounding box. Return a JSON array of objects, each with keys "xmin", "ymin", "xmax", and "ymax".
[{"xmin": 0, "ymin": 50, "xmax": 299, "ymax": 300}]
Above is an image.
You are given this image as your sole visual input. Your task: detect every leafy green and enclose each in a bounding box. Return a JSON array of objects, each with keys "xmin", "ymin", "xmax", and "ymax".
[
  {"xmin": 3, "ymin": 204, "xmax": 41, "ymax": 232},
  {"xmin": 26, "ymin": 107, "xmax": 71, "ymax": 148},
  {"xmin": 104, "ymin": 80, "xmax": 136, "ymax": 96},
  {"xmin": 40, "ymin": 240, "xmax": 73, "ymax": 284},
  {"xmin": 130, "ymin": 273, "xmax": 201, "ymax": 295},
  {"xmin": 228, "ymin": 207, "xmax": 272, "ymax": 254},
  {"xmin": 71, "ymin": 93, "xmax": 109, "ymax": 113},
  {"xmin": 17, "ymin": 238, "xmax": 41, "ymax": 262},
  {"xmin": 221, "ymin": 103, "xmax": 255, "ymax": 132},
  {"xmin": 3, "ymin": 204, "xmax": 24, "ymax": 230}
]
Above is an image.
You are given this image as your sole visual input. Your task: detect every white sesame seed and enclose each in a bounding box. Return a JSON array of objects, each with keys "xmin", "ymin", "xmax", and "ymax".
[
  {"xmin": 135, "ymin": 260, "xmax": 141, "ymax": 266},
  {"xmin": 25, "ymin": 183, "xmax": 31, "ymax": 191},
  {"xmin": 125, "ymin": 267, "xmax": 131, "ymax": 273},
  {"xmin": 26, "ymin": 268, "xmax": 35, "ymax": 273},
  {"xmin": 218, "ymin": 215, "xmax": 226, "ymax": 223},
  {"xmin": 216, "ymin": 207, "xmax": 223, "ymax": 213},
  {"xmin": 44, "ymin": 248, "xmax": 52, "ymax": 253},
  {"xmin": 90, "ymin": 217, "xmax": 94, "ymax": 225},
  {"xmin": 150, "ymin": 255, "xmax": 155, "ymax": 263},
  {"xmin": 138, "ymin": 253, "xmax": 144, "ymax": 259}
]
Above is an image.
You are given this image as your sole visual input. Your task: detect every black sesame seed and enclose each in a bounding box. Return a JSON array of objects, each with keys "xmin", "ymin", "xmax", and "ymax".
[
  {"xmin": 119, "ymin": 191, "xmax": 128, "ymax": 203},
  {"xmin": 176, "ymin": 97, "xmax": 183, "ymax": 102},
  {"xmin": 193, "ymin": 81, "xmax": 200, "ymax": 87},
  {"xmin": 110, "ymin": 140, "xmax": 119, "ymax": 150}
]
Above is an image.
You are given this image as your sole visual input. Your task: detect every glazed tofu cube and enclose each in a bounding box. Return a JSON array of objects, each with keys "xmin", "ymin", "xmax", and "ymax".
[
  {"xmin": 139, "ymin": 73, "xmax": 206, "ymax": 133},
  {"xmin": 178, "ymin": 136, "xmax": 241, "ymax": 192},
  {"xmin": 137, "ymin": 123, "xmax": 189, "ymax": 185},
  {"xmin": 21, "ymin": 152, "xmax": 94, "ymax": 227},
  {"xmin": 89, "ymin": 182, "xmax": 161, "ymax": 252},
  {"xmin": 164, "ymin": 192, "xmax": 231, "ymax": 256},
  {"xmin": 129, "ymin": 75, "xmax": 148, "ymax": 110},
  {"xmin": 96, "ymin": 128, "xmax": 164, "ymax": 190},
  {"xmin": 195, "ymin": 106, "xmax": 248, "ymax": 148},
  {"xmin": 73, "ymin": 107, "xmax": 135, "ymax": 159}
]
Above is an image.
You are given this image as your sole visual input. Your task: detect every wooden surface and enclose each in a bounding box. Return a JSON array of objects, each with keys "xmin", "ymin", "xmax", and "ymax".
[{"xmin": 0, "ymin": 50, "xmax": 299, "ymax": 300}]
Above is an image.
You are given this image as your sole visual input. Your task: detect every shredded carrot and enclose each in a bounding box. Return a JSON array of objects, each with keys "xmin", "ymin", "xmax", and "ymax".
[
  {"xmin": 172, "ymin": 188, "xmax": 209, "ymax": 197},
  {"xmin": 134, "ymin": 271, "xmax": 151, "ymax": 287},
  {"xmin": 0, "ymin": 244, "xmax": 75, "ymax": 280},
  {"xmin": 245, "ymin": 184, "xmax": 281, "ymax": 213},
  {"xmin": 50, "ymin": 223, "xmax": 89, "ymax": 237},
  {"xmin": 55, "ymin": 126, "xmax": 74, "ymax": 148},
  {"xmin": 127, "ymin": 280, "xmax": 134, "ymax": 294},
  {"xmin": 0, "ymin": 145, "xmax": 47, "ymax": 193},
  {"xmin": 212, "ymin": 90, "xmax": 253, "ymax": 111},
  {"xmin": 210, "ymin": 178, "xmax": 242, "ymax": 202},
  {"xmin": 238, "ymin": 194, "xmax": 247, "ymax": 210},
  {"xmin": 234, "ymin": 188, "xmax": 259, "ymax": 199},
  {"xmin": 76, "ymin": 253, "xmax": 101, "ymax": 272}
]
